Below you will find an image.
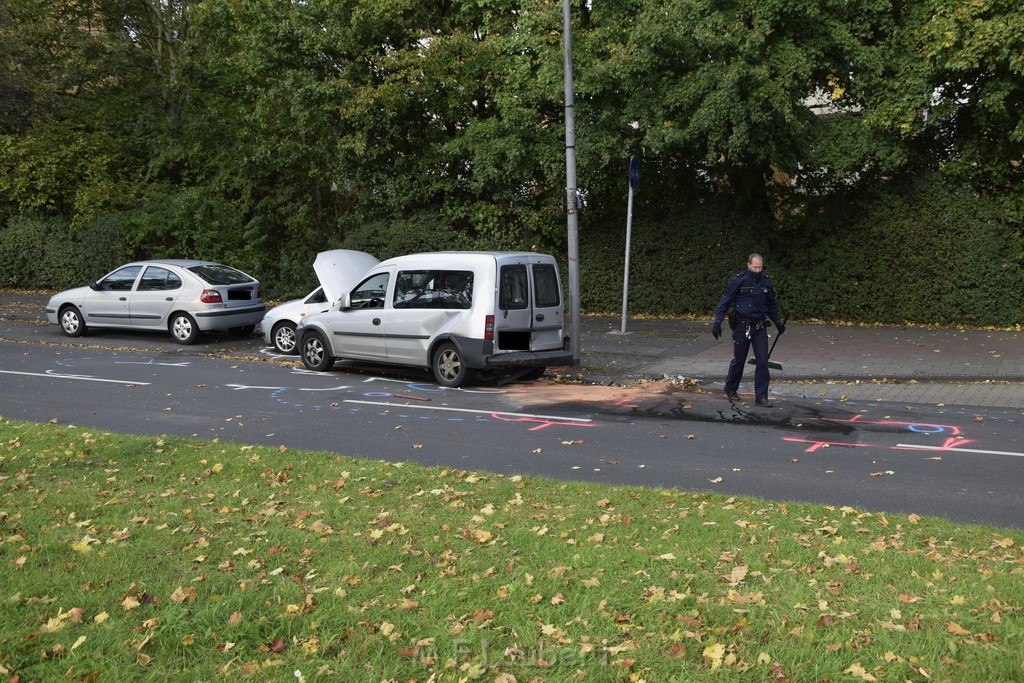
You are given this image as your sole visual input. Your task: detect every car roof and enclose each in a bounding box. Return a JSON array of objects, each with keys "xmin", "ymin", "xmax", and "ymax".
[
  {"xmin": 375, "ymin": 251, "xmax": 554, "ymax": 268},
  {"xmin": 128, "ymin": 259, "xmax": 222, "ymax": 268}
]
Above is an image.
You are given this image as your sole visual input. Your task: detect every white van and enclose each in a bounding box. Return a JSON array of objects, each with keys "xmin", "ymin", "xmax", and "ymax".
[{"xmin": 295, "ymin": 251, "xmax": 572, "ymax": 386}]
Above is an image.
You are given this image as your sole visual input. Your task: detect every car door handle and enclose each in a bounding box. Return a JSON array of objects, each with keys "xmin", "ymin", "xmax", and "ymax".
[
  {"xmin": 119, "ymin": 297, "xmax": 127, "ymax": 301},
  {"xmin": 166, "ymin": 297, "xmax": 174, "ymax": 301},
  {"xmin": 373, "ymin": 318, "xmax": 381, "ymax": 325},
  {"xmin": 535, "ymin": 314, "xmax": 545, "ymax": 322}
]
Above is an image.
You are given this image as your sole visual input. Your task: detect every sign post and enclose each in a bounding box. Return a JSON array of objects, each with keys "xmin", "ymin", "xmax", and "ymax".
[
  {"xmin": 616, "ymin": 156, "xmax": 640, "ymax": 335},
  {"xmin": 562, "ymin": 0, "xmax": 581, "ymax": 364}
]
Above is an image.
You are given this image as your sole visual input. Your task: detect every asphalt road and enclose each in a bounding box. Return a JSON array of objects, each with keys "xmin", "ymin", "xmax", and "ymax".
[{"xmin": 2, "ymin": 300, "xmax": 1022, "ymax": 529}]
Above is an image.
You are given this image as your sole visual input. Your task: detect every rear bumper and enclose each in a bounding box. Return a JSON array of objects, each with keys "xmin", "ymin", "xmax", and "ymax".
[
  {"xmin": 192, "ymin": 305, "xmax": 266, "ymax": 331},
  {"xmin": 484, "ymin": 349, "xmax": 575, "ymax": 368}
]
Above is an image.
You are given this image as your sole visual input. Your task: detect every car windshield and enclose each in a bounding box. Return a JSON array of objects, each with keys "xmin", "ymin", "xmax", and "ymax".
[{"xmin": 188, "ymin": 264, "xmax": 253, "ymax": 285}]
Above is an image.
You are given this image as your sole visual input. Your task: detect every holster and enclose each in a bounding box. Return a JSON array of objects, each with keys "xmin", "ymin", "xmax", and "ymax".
[{"xmin": 727, "ymin": 313, "xmax": 737, "ymax": 331}]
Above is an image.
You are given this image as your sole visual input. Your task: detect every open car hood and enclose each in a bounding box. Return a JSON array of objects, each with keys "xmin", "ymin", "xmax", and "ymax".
[{"xmin": 313, "ymin": 249, "xmax": 379, "ymax": 302}]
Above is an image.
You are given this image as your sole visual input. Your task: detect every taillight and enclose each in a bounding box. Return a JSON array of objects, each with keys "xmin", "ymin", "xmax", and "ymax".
[
  {"xmin": 256, "ymin": 286, "xmax": 263, "ymax": 299},
  {"xmin": 484, "ymin": 314, "xmax": 494, "ymax": 341},
  {"xmin": 200, "ymin": 289, "xmax": 222, "ymax": 304}
]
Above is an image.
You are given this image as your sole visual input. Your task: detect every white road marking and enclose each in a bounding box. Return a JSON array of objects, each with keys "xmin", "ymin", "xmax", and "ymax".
[
  {"xmin": 897, "ymin": 444, "xmax": 1024, "ymax": 458},
  {"xmin": 0, "ymin": 369, "xmax": 151, "ymax": 385},
  {"xmin": 344, "ymin": 399, "xmax": 592, "ymax": 423}
]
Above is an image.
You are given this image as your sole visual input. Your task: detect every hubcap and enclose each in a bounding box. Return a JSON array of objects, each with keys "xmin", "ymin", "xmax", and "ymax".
[
  {"xmin": 438, "ymin": 350, "xmax": 460, "ymax": 381},
  {"xmin": 61, "ymin": 311, "xmax": 78, "ymax": 333},
  {"xmin": 275, "ymin": 326, "xmax": 296, "ymax": 352},
  {"xmin": 172, "ymin": 317, "xmax": 192, "ymax": 340},
  {"xmin": 305, "ymin": 340, "xmax": 324, "ymax": 366}
]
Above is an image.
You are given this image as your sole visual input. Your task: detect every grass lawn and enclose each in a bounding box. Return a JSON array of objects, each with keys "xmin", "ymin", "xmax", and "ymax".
[{"xmin": 1, "ymin": 416, "xmax": 1021, "ymax": 682}]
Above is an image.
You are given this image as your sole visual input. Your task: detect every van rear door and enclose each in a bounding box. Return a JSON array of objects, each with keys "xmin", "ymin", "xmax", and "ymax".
[{"xmin": 496, "ymin": 255, "xmax": 565, "ymax": 352}]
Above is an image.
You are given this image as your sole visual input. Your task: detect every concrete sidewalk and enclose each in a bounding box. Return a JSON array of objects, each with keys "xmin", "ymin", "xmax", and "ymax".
[{"xmin": 575, "ymin": 315, "xmax": 1024, "ymax": 410}]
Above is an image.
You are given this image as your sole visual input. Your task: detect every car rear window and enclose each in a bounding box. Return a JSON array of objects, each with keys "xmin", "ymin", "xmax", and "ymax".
[{"xmin": 188, "ymin": 264, "xmax": 254, "ymax": 285}]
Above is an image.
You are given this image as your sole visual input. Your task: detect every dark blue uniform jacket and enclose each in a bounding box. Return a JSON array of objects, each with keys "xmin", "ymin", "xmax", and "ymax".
[{"xmin": 714, "ymin": 270, "xmax": 782, "ymax": 326}]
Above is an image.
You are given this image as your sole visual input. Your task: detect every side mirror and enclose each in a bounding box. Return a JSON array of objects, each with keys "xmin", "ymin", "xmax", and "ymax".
[
  {"xmin": 340, "ymin": 292, "xmax": 352, "ymax": 310},
  {"xmin": 88, "ymin": 282, "xmax": 101, "ymax": 291}
]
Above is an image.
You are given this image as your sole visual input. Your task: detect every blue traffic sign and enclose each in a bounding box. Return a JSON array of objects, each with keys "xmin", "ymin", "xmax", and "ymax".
[{"xmin": 628, "ymin": 156, "xmax": 640, "ymax": 191}]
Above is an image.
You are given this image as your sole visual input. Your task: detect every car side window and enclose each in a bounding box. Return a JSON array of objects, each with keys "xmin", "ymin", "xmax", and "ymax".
[
  {"xmin": 99, "ymin": 266, "xmax": 142, "ymax": 292},
  {"xmin": 137, "ymin": 267, "xmax": 182, "ymax": 292},
  {"xmin": 499, "ymin": 265, "xmax": 528, "ymax": 310},
  {"xmin": 306, "ymin": 288, "xmax": 326, "ymax": 305},
  {"xmin": 349, "ymin": 273, "xmax": 389, "ymax": 309}
]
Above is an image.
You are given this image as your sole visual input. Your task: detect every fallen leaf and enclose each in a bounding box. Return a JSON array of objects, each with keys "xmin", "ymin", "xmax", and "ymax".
[{"xmin": 946, "ymin": 621, "xmax": 972, "ymax": 635}]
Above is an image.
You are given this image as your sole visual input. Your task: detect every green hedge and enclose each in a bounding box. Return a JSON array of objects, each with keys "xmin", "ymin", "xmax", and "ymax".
[
  {"xmin": 3, "ymin": 174, "xmax": 1021, "ymax": 326},
  {"xmin": 0, "ymin": 214, "xmax": 130, "ymax": 291},
  {"xmin": 579, "ymin": 175, "xmax": 1023, "ymax": 326}
]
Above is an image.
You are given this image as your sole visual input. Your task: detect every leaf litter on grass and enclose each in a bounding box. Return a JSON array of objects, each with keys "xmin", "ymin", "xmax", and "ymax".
[{"xmin": 0, "ymin": 417, "xmax": 1022, "ymax": 681}]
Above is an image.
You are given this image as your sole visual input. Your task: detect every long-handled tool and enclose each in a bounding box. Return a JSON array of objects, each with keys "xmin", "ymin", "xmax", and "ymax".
[{"xmin": 748, "ymin": 314, "xmax": 787, "ymax": 371}]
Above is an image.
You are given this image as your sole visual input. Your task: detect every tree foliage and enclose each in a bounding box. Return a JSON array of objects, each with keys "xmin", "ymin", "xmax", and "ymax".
[{"xmin": 0, "ymin": 0, "xmax": 1021, "ymax": 315}]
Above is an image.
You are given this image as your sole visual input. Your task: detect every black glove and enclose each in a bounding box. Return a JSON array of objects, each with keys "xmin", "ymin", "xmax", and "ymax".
[
  {"xmin": 775, "ymin": 321, "xmax": 786, "ymax": 335},
  {"xmin": 712, "ymin": 320, "xmax": 722, "ymax": 340}
]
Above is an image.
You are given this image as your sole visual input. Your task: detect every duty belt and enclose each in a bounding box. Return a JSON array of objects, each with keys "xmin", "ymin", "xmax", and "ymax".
[{"xmin": 740, "ymin": 319, "xmax": 764, "ymax": 340}]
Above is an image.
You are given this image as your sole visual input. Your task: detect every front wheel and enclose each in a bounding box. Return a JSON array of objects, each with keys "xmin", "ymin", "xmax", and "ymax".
[
  {"xmin": 169, "ymin": 312, "xmax": 199, "ymax": 345},
  {"xmin": 300, "ymin": 331, "xmax": 335, "ymax": 372},
  {"xmin": 432, "ymin": 342, "xmax": 469, "ymax": 388},
  {"xmin": 59, "ymin": 305, "xmax": 87, "ymax": 337},
  {"xmin": 272, "ymin": 321, "xmax": 298, "ymax": 354}
]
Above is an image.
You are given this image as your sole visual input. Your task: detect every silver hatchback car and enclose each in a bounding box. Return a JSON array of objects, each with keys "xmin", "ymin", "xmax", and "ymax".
[{"xmin": 45, "ymin": 259, "xmax": 265, "ymax": 344}]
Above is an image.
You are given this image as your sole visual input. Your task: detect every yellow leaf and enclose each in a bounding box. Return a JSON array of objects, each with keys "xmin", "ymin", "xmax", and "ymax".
[
  {"xmin": 71, "ymin": 636, "xmax": 87, "ymax": 651},
  {"xmin": 946, "ymin": 621, "xmax": 972, "ymax": 635},
  {"xmin": 93, "ymin": 612, "xmax": 109, "ymax": 624},
  {"xmin": 843, "ymin": 662, "xmax": 876, "ymax": 681},
  {"xmin": 70, "ymin": 538, "xmax": 93, "ymax": 554},
  {"xmin": 703, "ymin": 643, "xmax": 726, "ymax": 670},
  {"xmin": 950, "ymin": 595, "xmax": 965, "ymax": 606},
  {"xmin": 992, "ymin": 537, "xmax": 1014, "ymax": 549},
  {"xmin": 710, "ymin": 477, "xmax": 723, "ymax": 484},
  {"xmin": 121, "ymin": 596, "xmax": 141, "ymax": 610}
]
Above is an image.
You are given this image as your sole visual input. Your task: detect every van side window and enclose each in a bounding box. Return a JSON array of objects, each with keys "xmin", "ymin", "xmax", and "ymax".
[
  {"xmin": 499, "ymin": 265, "xmax": 528, "ymax": 310},
  {"xmin": 394, "ymin": 270, "xmax": 473, "ymax": 310},
  {"xmin": 532, "ymin": 264, "xmax": 560, "ymax": 307},
  {"xmin": 350, "ymin": 273, "xmax": 390, "ymax": 309}
]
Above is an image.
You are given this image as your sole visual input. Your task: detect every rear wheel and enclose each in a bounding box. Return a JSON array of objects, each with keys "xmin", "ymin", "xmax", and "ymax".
[
  {"xmin": 432, "ymin": 342, "xmax": 468, "ymax": 388},
  {"xmin": 300, "ymin": 331, "xmax": 335, "ymax": 372},
  {"xmin": 272, "ymin": 321, "xmax": 298, "ymax": 354},
  {"xmin": 59, "ymin": 305, "xmax": 86, "ymax": 337},
  {"xmin": 169, "ymin": 312, "xmax": 199, "ymax": 345}
]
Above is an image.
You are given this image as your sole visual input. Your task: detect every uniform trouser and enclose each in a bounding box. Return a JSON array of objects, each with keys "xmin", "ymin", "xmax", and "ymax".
[{"xmin": 724, "ymin": 321, "xmax": 770, "ymax": 402}]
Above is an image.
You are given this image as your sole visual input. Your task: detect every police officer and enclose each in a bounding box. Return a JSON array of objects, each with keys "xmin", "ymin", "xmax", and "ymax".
[{"xmin": 712, "ymin": 253, "xmax": 785, "ymax": 407}]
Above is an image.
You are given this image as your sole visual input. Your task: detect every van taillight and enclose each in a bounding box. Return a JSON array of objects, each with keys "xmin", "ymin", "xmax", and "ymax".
[
  {"xmin": 200, "ymin": 289, "xmax": 222, "ymax": 304},
  {"xmin": 484, "ymin": 315, "xmax": 494, "ymax": 341}
]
